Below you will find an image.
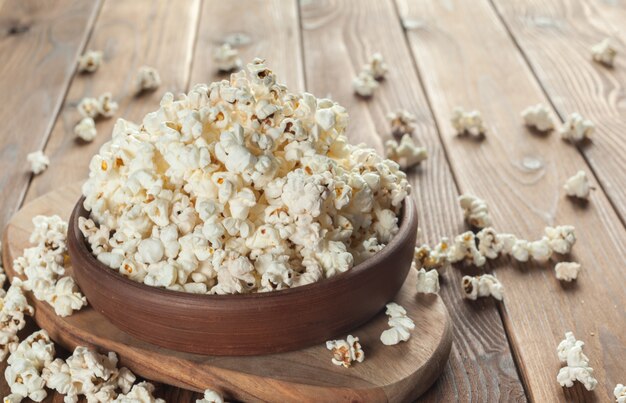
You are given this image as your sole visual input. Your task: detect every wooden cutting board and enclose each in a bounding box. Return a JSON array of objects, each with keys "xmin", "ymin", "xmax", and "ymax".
[{"xmin": 2, "ymin": 183, "xmax": 452, "ymax": 402}]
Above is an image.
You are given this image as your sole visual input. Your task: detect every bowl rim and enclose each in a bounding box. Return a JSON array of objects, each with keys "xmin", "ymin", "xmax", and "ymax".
[{"xmin": 70, "ymin": 196, "xmax": 416, "ymax": 303}]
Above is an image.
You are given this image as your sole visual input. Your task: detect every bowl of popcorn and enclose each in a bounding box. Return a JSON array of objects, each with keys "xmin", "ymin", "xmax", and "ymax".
[{"xmin": 68, "ymin": 59, "xmax": 417, "ymax": 356}]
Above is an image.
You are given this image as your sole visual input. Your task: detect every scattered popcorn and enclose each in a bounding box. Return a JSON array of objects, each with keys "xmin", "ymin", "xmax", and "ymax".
[
  {"xmin": 77, "ymin": 97, "xmax": 100, "ymax": 119},
  {"xmin": 362, "ymin": 52, "xmax": 388, "ymax": 80},
  {"xmin": 326, "ymin": 335, "xmax": 364, "ymax": 368},
  {"xmin": 462, "ymin": 274, "xmax": 503, "ymax": 301},
  {"xmin": 380, "ymin": 302, "xmax": 415, "ymax": 346},
  {"xmin": 451, "ymin": 107, "xmax": 486, "ymax": 136},
  {"xmin": 135, "ymin": 66, "xmax": 161, "ymax": 93},
  {"xmin": 564, "ymin": 170, "xmax": 591, "ymax": 199},
  {"xmin": 384, "ymin": 134, "xmax": 428, "ymax": 170},
  {"xmin": 449, "ymin": 231, "xmax": 486, "ymax": 267},
  {"xmin": 112, "ymin": 381, "xmax": 164, "ymax": 403},
  {"xmin": 521, "ymin": 103, "xmax": 554, "ymax": 131},
  {"xmin": 528, "ymin": 237, "xmax": 552, "ymax": 263},
  {"xmin": 556, "ymin": 332, "xmax": 597, "ymax": 391},
  {"xmin": 81, "ymin": 59, "xmax": 411, "ymax": 294},
  {"xmin": 555, "ymin": 262, "xmax": 581, "ymax": 282},
  {"xmin": 415, "ymin": 268, "xmax": 439, "ymax": 294},
  {"xmin": 77, "ymin": 50, "xmax": 103, "ymax": 73},
  {"xmin": 387, "ymin": 109, "xmax": 416, "ymax": 137},
  {"xmin": 213, "ymin": 43, "xmax": 242, "ymax": 72},
  {"xmin": 0, "ymin": 280, "xmax": 35, "ymax": 362},
  {"xmin": 412, "ymin": 238, "xmax": 450, "ymax": 271},
  {"xmin": 615, "ymin": 384, "xmax": 626, "ymax": 403},
  {"xmin": 45, "ymin": 277, "xmax": 87, "ymax": 317},
  {"xmin": 27, "ymin": 151, "xmax": 49, "ymax": 175},
  {"xmin": 97, "ymin": 92, "xmax": 118, "ymax": 118},
  {"xmin": 74, "ymin": 117, "xmax": 97, "ymax": 142},
  {"xmin": 476, "ymin": 227, "xmax": 504, "ymax": 259},
  {"xmin": 545, "ymin": 225, "xmax": 576, "ymax": 255},
  {"xmin": 5, "ymin": 330, "xmax": 54, "ymax": 402},
  {"xmin": 352, "ymin": 71, "xmax": 378, "ymax": 97},
  {"xmin": 197, "ymin": 389, "xmax": 224, "ymax": 403},
  {"xmin": 560, "ymin": 113, "xmax": 594, "ymax": 143},
  {"xmin": 458, "ymin": 194, "xmax": 492, "ymax": 229},
  {"xmin": 591, "ymin": 38, "xmax": 617, "ymax": 66}
]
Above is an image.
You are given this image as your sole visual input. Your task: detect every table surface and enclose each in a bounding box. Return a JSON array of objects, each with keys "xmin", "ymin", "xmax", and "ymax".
[{"xmin": 0, "ymin": 0, "xmax": 624, "ymax": 402}]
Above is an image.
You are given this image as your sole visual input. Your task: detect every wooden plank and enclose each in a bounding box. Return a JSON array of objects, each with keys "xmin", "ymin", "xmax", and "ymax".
[
  {"xmin": 396, "ymin": 0, "xmax": 626, "ymax": 401},
  {"xmin": 585, "ymin": 0, "xmax": 626, "ymax": 44},
  {"xmin": 190, "ymin": 0, "xmax": 304, "ymax": 92},
  {"xmin": 0, "ymin": 0, "xmax": 101, "ymax": 231},
  {"xmin": 489, "ymin": 0, "xmax": 626, "ymax": 223},
  {"xmin": 299, "ymin": 0, "xmax": 527, "ymax": 401}
]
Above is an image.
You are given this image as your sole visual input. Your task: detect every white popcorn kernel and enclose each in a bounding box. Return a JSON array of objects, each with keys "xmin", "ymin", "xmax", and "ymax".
[
  {"xmin": 387, "ymin": 109, "xmax": 416, "ymax": 137},
  {"xmin": 615, "ymin": 384, "xmax": 626, "ymax": 403},
  {"xmin": 385, "ymin": 134, "xmax": 428, "ymax": 170},
  {"xmin": 45, "ymin": 277, "xmax": 87, "ymax": 317},
  {"xmin": 352, "ymin": 71, "xmax": 378, "ymax": 97},
  {"xmin": 521, "ymin": 103, "xmax": 554, "ymax": 132},
  {"xmin": 458, "ymin": 194, "xmax": 492, "ymax": 229},
  {"xmin": 112, "ymin": 381, "xmax": 165, "ymax": 403},
  {"xmin": 412, "ymin": 240, "xmax": 450, "ymax": 272},
  {"xmin": 591, "ymin": 38, "xmax": 617, "ymax": 66},
  {"xmin": 380, "ymin": 302, "xmax": 415, "ymax": 346},
  {"xmin": 135, "ymin": 66, "xmax": 161, "ymax": 93},
  {"xmin": 77, "ymin": 97, "xmax": 100, "ymax": 119},
  {"xmin": 560, "ymin": 113, "xmax": 594, "ymax": 143},
  {"xmin": 77, "ymin": 50, "xmax": 103, "ymax": 73},
  {"xmin": 3, "ymin": 393, "xmax": 23, "ymax": 403},
  {"xmin": 511, "ymin": 239, "xmax": 530, "ymax": 262},
  {"xmin": 415, "ymin": 268, "xmax": 439, "ymax": 294},
  {"xmin": 555, "ymin": 262, "xmax": 581, "ymax": 282},
  {"xmin": 363, "ymin": 52, "xmax": 388, "ymax": 80},
  {"xmin": 27, "ymin": 151, "xmax": 49, "ymax": 175},
  {"xmin": 564, "ymin": 170, "xmax": 591, "ymax": 200},
  {"xmin": 556, "ymin": 332, "xmax": 598, "ymax": 391},
  {"xmin": 197, "ymin": 389, "xmax": 224, "ymax": 403},
  {"xmin": 451, "ymin": 107, "xmax": 487, "ymax": 136},
  {"xmin": 325, "ymin": 335, "xmax": 364, "ymax": 368},
  {"xmin": 137, "ymin": 238, "xmax": 165, "ymax": 265},
  {"xmin": 528, "ymin": 237, "xmax": 552, "ymax": 263},
  {"xmin": 448, "ymin": 231, "xmax": 486, "ymax": 267},
  {"xmin": 74, "ymin": 117, "xmax": 97, "ymax": 142},
  {"xmin": 462, "ymin": 274, "xmax": 504, "ymax": 301},
  {"xmin": 97, "ymin": 92, "xmax": 118, "ymax": 118},
  {"xmin": 213, "ymin": 43, "xmax": 242, "ymax": 72},
  {"xmin": 545, "ymin": 225, "xmax": 576, "ymax": 255},
  {"xmin": 476, "ymin": 227, "xmax": 504, "ymax": 259}
]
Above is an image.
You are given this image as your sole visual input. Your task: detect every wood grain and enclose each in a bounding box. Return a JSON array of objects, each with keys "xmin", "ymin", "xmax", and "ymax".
[
  {"xmin": 3, "ymin": 183, "xmax": 452, "ymax": 403},
  {"xmin": 299, "ymin": 0, "xmax": 527, "ymax": 401},
  {"xmin": 0, "ymin": 0, "xmax": 101, "ymax": 231},
  {"xmin": 588, "ymin": 0, "xmax": 626, "ymax": 45},
  {"xmin": 489, "ymin": 0, "xmax": 626, "ymax": 224},
  {"xmin": 396, "ymin": 0, "xmax": 626, "ymax": 401}
]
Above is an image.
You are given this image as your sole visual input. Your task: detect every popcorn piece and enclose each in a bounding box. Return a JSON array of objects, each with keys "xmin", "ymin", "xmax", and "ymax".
[
  {"xmin": 555, "ymin": 262, "xmax": 581, "ymax": 282},
  {"xmin": 448, "ymin": 231, "xmax": 486, "ymax": 267},
  {"xmin": 45, "ymin": 276, "xmax": 88, "ymax": 317},
  {"xmin": 560, "ymin": 113, "xmax": 594, "ymax": 143},
  {"xmin": 213, "ymin": 43, "xmax": 241, "ymax": 72},
  {"xmin": 564, "ymin": 170, "xmax": 591, "ymax": 199},
  {"xmin": 5, "ymin": 330, "xmax": 54, "ymax": 402},
  {"xmin": 135, "ymin": 66, "xmax": 161, "ymax": 93},
  {"xmin": 97, "ymin": 92, "xmax": 118, "ymax": 118},
  {"xmin": 545, "ymin": 225, "xmax": 576, "ymax": 255},
  {"xmin": 385, "ymin": 134, "xmax": 428, "ymax": 170},
  {"xmin": 458, "ymin": 194, "xmax": 492, "ymax": 229},
  {"xmin": 412, "ymin": 238, "xmax": 450, "ymax": 271},
  {"xmin": 27, "ymin": 151, "xmax": 49, "ymax": 175},
  {"xmin": 363, "ymin": 52, "xmax": 388, "ymax": 80},
  {"xmin": 352, "ymin": 71, "xmax": 378, "ymax": 97},
  {"xmin": 591, "ymin": 38, "xmax": 617, "ymax": 66},
  {"xmin": 77, "ymin": 50, "xmax": 103, "ymax": 73},
  {"xmin": 326, "ymin": 335, "xmax": 364, "ymax": 368},
  {"xmin": 528, "ymin": 237, "xmax": 552, "ymax": 263},
  {"xmin": 77, "ymin": 97, "xmax": 100, "ymax": 119},
  {"xmin": 615, "ymin": 384, "xmax": 626, "ymax": 403},
  {"xmin": 380, "ymin": 302, "xmax": 415, "ymax": 346},
  {"xmin": 112, "ymin": 381, "xmax": 164, "ymax": 403},
  {"xmin": 415, "ymin": 268, "xmax": 439, "ymax": 294},
  {"xmin": 476, "ymin": 227, "xmax": 504, "ymax": 259},
  {"xmin": 462, "ymin": 274, "xmax": 504, "ymax": 301},
  {"xmin": 387, "ymin": 109, "xmax": 416, "ymax": 137},
  {"xmin": 197, "ymin": 389, "xmax": 224, "ymax": 403},
  {"xmin": 74, "ymin": 117, "xmax": 97, "ymax": 142},
  {"xmin": 521, "ymin": 103, "xmax": 554, "ymax": 131},
  {"xmin": 556, "ymin": 332, "xmax": 598, "ymax": 391},
  {"xmin": 451, "ymin": 107, "xmax": 486, "ymax": 136}
]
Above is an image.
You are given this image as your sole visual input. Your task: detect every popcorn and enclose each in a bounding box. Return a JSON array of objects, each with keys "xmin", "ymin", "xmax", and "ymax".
[
  {"xmin": 412, "ymin": 238, "xmax": 450, "ymax": 271},
  {"xmin": 615, "ymin": 384, "xmax": 626, "ymax": 403},
  {"xmin": 135, "ymin": 66, "xmax": 161, "ymax": 93},
  {"xmin": 81, "ymin": 59, "xmax": 410, "ymax": 294},
  {"xmin": 380, "ymin": 302, "xmax": 415, "ymax": 345},
  {"xmin": 560, "ymin": 113, "xmax": 594, "ymax": 143},
  {"xmin": 387, "ymin": 109, "xmax": 416, "ymax": 137},
  {"xmin": 77, "ymin": 50, "xmax": 103, "ymax": 73},
  {"xmin": 77, "ymin": 97, "xmax": 100, "ymax": 119},
  {"xmin": 74, "ymin": 117, "xmax": 97, "ymax": 142},
  {"xmin": 591, "ymin": 38, "xmax": 617, "ymax": 66},
  {"xmin": 462, "ymin": 274, "xmax": 503, "ymax": 300},
  {"xmin": 5, "ymin": 330, "xmax": 54, "ymax": 402},
  {"xmin": 97, "ymin": 92, "xmax": 118, "ymax": 118},
  {"xmin": 197, "ymin": 389, "xmax": 224, "ymax": 403},
  {"xmin": 448, "ymin": 231, "xmax": 486, "ymax": 267},
  {"xmin": 27, "ymin": 151, "xmax": 49, "ymax": 175},
  {"xmin": 352, "ymin": 71, "xmax": 378, "ymax": 97},
  {"xmin": 528, "ymin": 237, "xmax": 552, "ymax": 263},
  {"xmin": 521, "ymin": 103, "xmax": 554, "ymax": 131},
  {"xmin": 564, "ymin": 170, "xmax": 591, "ymax": 199},
  {"xmin": 45, "ymin": 277, "xmax": 87, "ymax": 317},
  {"xmin": 326, "ymin": 335, "xmax": 364, "ymax": 368},
  {"xmin": 476, "ymin": 227, "xmax": 504, "ymax": 259},
  {"xmin": 362, "ymin": 52, "xmax": 388, "ymax": 80},
  {"xmin": 0, "ymin": 282, "xmax": 34, "ymax": 362},
  {"xmin": 555, "ymin": 262, "xmax": 581, "ymax": 282},
  {"xmin": 213, "ymin": 43, "xmax": 242, "ymax": 72},
  {"xmin": 451, "ymin": 107, "xmax": 486, "ymax": 136},
  {"xmin": 113, "ymin": 381, "xmax": 164, "ymax": 403},
  {"xmin": 556, "ymin": 332, "xmax": 598, "ymax": 391},
  {"xmin": 545, "ymin": 225, "xmax": 576, "ymax": 255},
  {"xmin": 384, "ymin": 134, "xmax": 428, "ymax": 170},
  {"xmin": 458, "ymin": 194, "xmax": 492, "ymax": 229},
  {"xmin": 415, "ymin": 268, "xmax": 439, "ymax": 294}
]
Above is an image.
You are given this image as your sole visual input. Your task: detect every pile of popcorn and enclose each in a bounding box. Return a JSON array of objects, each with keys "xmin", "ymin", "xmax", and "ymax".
[{"xmin": 80, "ymin": 59, "xmax": 411, "ymax": 295}]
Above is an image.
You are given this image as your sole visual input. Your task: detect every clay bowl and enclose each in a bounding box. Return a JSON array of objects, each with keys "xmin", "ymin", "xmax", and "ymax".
[{"xmin": 68, "ymin": 197, "xmax": 418, "ymax": 356}]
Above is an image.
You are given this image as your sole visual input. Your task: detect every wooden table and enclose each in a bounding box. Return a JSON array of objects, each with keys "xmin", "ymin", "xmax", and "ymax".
[{"xmin": 1, "ymin": 0, "xmax": 624, "ymax": 401}]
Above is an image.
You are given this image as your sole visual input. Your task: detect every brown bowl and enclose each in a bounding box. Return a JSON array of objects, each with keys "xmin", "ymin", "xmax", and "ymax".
[{"xmin": 68, "ymin": 197, "xmax": 418, "ymax": 356}]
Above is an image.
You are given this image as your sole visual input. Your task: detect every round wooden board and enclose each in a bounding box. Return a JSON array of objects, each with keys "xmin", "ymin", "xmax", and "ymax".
[{"xmin": 2, "ymin": 183, "xmax": 453, "ymax": 403}]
